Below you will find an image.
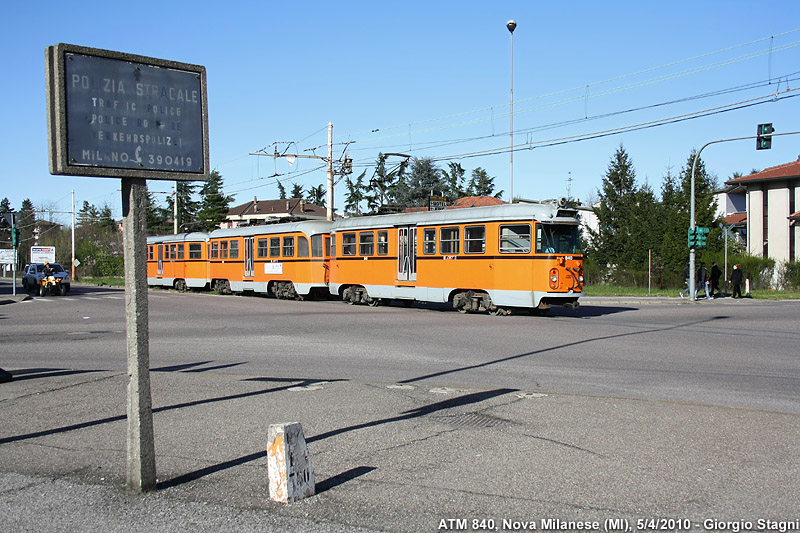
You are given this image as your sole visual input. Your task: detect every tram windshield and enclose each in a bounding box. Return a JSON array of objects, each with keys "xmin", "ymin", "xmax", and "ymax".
[{"xmin": 536, "ymin": 224, "xmax": 582, "ymax": 254}]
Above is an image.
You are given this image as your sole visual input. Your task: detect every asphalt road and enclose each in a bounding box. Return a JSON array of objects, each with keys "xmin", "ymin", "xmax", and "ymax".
[
  {"xmin": 2, "ymin": 279, "xmax": 799, "ymax": 414},
  {"xmin": 2, "ymin": 279, "xmax": 800, "ymax": 532}
]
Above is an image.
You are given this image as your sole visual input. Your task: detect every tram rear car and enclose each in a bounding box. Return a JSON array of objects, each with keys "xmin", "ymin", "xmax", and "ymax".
[
  {"xmin": 329, "ymin": 203, "xmax": 583, "ymax": 314},
  {"xmin": 147, "ymin": 232, "xmax": 211, "ymax": 291},
  {"xmin": 208, "ymin": 221, "xmax": 332, "ymax": 299}
]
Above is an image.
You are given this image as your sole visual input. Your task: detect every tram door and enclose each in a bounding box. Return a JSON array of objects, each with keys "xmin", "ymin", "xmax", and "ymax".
[
  {"xmin": 157, "ymin": 244, "xmax": 164, "ymax": 276},
  {"xmin": 244, "ymin": 237, "xmax": 254, "ymax": 277},
  {"xmin": 397, "ymin": 226, "xmax": 417, "ymax": 281}
]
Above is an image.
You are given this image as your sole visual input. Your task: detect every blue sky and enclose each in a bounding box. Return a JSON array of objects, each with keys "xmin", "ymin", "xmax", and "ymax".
[{"xmin": 3, "ymin": 1, "xmax": 800, "ymax": 226}]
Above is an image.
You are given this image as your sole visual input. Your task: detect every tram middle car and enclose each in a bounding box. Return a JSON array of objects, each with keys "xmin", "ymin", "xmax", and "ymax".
[
  {"xmin": 329, "ymin": 202, "xmax": 583, "ymax": 314},
  {"xmin": 207, "ymin": 220, "xmax": 332, "ymax": 299}
]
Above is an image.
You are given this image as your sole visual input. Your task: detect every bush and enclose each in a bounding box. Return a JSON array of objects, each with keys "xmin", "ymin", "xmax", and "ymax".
[{"xmin": 778, "ymin": 261, "xmax": 800, "ymax": 291}]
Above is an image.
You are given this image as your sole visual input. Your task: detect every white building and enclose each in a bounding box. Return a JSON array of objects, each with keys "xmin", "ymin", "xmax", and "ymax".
[{"xmin": 725, "ymin": 156, "xmax": 800, "ymax": 266}]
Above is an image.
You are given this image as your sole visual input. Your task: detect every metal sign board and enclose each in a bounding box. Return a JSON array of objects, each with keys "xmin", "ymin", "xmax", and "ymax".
[
  {"xmin": 0, "ymin": 249, "xmax": 16, "ymax": 264},
  {"xmin": 46, "ymin": 43, "xmax": 209, "ymax": 181},
  {"xmin": 31, "ymin": 246, "xmax": 57, "ymax": 263}
]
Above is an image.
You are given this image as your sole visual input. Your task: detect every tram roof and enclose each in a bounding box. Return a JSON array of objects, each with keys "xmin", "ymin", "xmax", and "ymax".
[
  {"xmin": 331, "ymin": 202, "xmax": 578, "ymax": 231},
  {"xmin": 209, "ymin": 220, "xmax": 333, "ymax": 239},
  {"xmin": 146, "ymin": 232, "xmax": 209, "ymax": 244}
]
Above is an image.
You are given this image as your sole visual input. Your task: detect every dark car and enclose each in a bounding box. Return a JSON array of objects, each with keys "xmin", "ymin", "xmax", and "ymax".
[{"xmin": 22, "ymin": 262, "xmax": 71, "ymax": 295}]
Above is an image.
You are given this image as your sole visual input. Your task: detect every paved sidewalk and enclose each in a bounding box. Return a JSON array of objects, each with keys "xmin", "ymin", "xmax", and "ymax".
[{"xmin": 2, "ymin": 368, "xmax": 799, "ymax": 532}]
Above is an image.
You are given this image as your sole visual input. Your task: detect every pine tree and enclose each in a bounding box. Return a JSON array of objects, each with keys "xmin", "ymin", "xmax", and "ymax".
[
  {"xmin": 306, "ymin": 184, "xmax": 326, "ymax": 208},
  {"xmin": 277, "ymin": 181, "xmax": 287, "ymax": 200},
  {"xmin": 468, "ymin": 167, "xmax": 500, "ymax": 197},
  {"xmin": 344, "ymin": 171, "xmax": 366, "ymax": 214},
  {"xmin": 197, "ymin": 170, "xmax": 235, "ymax": 231},
  {"xmin": 290, "ymin": 183, "xmax": 304, "ymax": 200},
  {"xmin": 587, "ymin": 145, "xmax": 640, "ymax": 281},
  {"xmin": 442, "ymin": 162, "xmax": 467, "ymax": 200}
]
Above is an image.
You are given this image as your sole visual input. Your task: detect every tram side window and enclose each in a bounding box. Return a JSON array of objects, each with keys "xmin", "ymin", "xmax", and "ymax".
[
  {"xmin": 423, "ymin": 228, "xmax": 436, "ymax": 255},
  {"xmin": 464, "ymin": 226, "xmax": 486, "ymax": 254},
  {"xmin": 257, "ymin": 238, "xmax": 269, "ymax": 258},
  {"xmin": 177, "ymin": 243, "xmax": 184, "ymax": 260},
  {"xmin": 377, "ymin": 231, "xmax": 388, "ymax": 255},
  {"xmin": 499, "ymin": 224, "xmax": 531, "ymax": 253},
  {"xmin": 269, "ymin": 237, "xmax": 280, "ymax": 258},
  {"xmin": 168, "ymin": 244, "xmax": 176, "ymax": 260},
  {"xmin": 229, "ymin": 240, "xmax": 239, "ymax": 259},
  {"xmin": 189, "ymin": 243, "xmax": 202, "ymax": 259},
  {"xmin": 330, "ymin": 234, "xmax": 336, "ymax": 257},
  {"xmin": 311, "ymin": 235, "xmax": 323, "ymax": 257},
  {"xmin": 440, "ymin": 227, "xmax": 460, "ymax": 254},
  {"xmin": 359, "ymin": 232, "xmax": 374, "ymax": 256},
  {"xmin": 297, "ymin": 236, "xmax": 310, "ymax": 258},
  {"xmin": 283, "ymin": 236, "xmax": 295, "ymax": 257},
  {"xmin": 211, "ymin": 242, "xmax": 219, "ymax": 259},
  {"xmin": 220, "ymin": 240, "xmax": 229, "ymax": 259},
  {"xmin": 148, "ymin": 246, "xmax": 154, "ymax": 260},
  {"xmin": 342, "ymin": 233, "xmax": 357, "ymax": 256}
]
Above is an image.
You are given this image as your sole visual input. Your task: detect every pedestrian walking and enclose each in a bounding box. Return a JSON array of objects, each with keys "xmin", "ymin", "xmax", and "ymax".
[
  {"xmin": 696, "ymin": 262, "xmax": 711, "ymax": 300},
  {"xmin": 679, "ymin": 261, "xmax": 691, "ymax": 298},
  {"xmin": 709, "ymin": 261, "xmax": 722, "ymax": 298},
  {"xmin": 730, "ymin": 264, "xmax": 743, "ymax": 298}
]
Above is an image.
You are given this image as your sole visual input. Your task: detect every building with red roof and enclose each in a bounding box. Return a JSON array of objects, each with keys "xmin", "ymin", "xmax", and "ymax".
[{"xmin": 725, "ymin": 155, "xmax": 800, "ymax": 265}]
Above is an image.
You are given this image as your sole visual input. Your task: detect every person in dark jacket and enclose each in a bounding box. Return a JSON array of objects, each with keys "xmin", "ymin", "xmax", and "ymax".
[
  {"xmin": 729, "ymin": 264, "xmax": 744, "ymax": 298},
  {"xmin": 696, "ymin": 262, "xmax": 710, "ymax": 300},
  {"xmin": 709, "ymin": 261, "xmax": 722, "ymax": 298}
]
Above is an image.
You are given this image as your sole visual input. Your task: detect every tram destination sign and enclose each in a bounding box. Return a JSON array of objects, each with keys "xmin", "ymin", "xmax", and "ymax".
[{"xmin": 46, "ymin": 43, "xmax": 209, "ymax": 181}]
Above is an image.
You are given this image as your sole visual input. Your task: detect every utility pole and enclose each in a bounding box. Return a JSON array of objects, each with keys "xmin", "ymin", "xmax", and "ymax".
[
  {"xmin": 327, "ymin": 122, "xmax": 333, "ymax": 221},
  {"xmin": 250, "ymin": 122, "xmax": 352, "ymax": 221},
  {"xmin": 71, "ymin": 190, "xmax": 76, "ymax": 280},
  {"xmin": 173, "ymin": 181, "xmax": 178, "ymax": 234}
]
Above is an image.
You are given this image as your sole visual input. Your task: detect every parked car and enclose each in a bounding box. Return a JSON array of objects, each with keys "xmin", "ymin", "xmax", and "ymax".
[{"xmin": 22, "ymin": 262, "xmax": 71, "ymax": 296}]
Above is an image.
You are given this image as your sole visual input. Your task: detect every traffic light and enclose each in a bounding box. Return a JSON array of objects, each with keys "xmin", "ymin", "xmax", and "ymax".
[
  {"xmin": 11, "ymin": 227, "xmax": 21, "ymax": 247},
  {"xmin": 687, "ymin": 228, "xmax": 697, "ymax": 248},
  {"xmin": 757, "ymin": 123, "xmax": 774, "ymax": 150},
  {"xmin": 695, "ymin": 227, "xmax": 709, "ymax": 248}
]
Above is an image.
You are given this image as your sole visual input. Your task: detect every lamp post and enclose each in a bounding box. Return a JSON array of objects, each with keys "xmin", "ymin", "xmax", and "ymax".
[{"xmin": 507, "ymin": 19, "xmax": 516, "ymax": 204}]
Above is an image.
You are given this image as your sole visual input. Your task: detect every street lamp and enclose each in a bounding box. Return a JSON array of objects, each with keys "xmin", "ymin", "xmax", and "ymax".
[{"xmin": 507, "ymin": 20, "xmax": 516, "ymax": 203}]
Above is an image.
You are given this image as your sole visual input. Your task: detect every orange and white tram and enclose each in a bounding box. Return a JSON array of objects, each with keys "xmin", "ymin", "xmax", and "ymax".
[
  {"xmin": 147, "ymin": 232, "xmax": 211, "ymax": 291},
  {"xmin": 207, "ymin": 220, "xmax": 332, "ymax": 299},
  {"xmin": 329, "ymin": 202, "xmax": 583, "ymax": 314}
]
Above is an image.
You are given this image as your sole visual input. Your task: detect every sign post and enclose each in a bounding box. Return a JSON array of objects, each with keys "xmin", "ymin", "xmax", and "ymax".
[{"xmin": 46, "ymin": 43, "xmax": 209, "ymax": 492}]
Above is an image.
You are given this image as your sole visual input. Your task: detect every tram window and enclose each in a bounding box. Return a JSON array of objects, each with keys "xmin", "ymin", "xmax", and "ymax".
[
  {"xmin": 189, "ymin": 243, "xmax": 202, "ymax": 259},
  {"xmin": 311, "ymin": 235, "xmax": 323, "ymax": 257},
  {"xmin": 359, "ymin": 232, "xmax": 374, "ymax": 256},
  {"xmin": 283, "ymin": 236, "xmax": 295, "ymax": 257},
  {"xmin": 329, "ymin": 234, "xmax": 336, "ymax": 257},
  {"xmin": 269, "ymin": 237, "xmax": 280, "ymax": 258},
  {"xmin": 218, "ymin": 240, "xmax": 227, "ymax": 259},
  {"xmin": 177, "ymin": 243, "xmax": 184, "ymax": 260},
  {"xmin": 148, "ymin": 246, "xmax": 153, "ymax": 260},
  {"xmin": 210, "ymin": 241, "xmax": 219, "ymax": 259},
  {"xmin": 229, "ymin": 240, "xmax": 239, "ymax": 259},
  {"xmin": 500, "ymin": 224, "xmax": 531, "ymax": 253},
  {"xmin": 377, "ymin": 231, "xmax": 389, "ymax": 255},
  {"xmin": 257, "ymin": 238, "xmax": 269, "ymax": 258},
  {"xmin": 423, "ymin": 228, "xmax": 436, "ymax": 255},
  {"xmin": 342, "ymin": 233, "xmax": 357, "ymax": 256},
  {"xmin": 464, "ymin": 226, "xmax": 486, "ymax": 254},
  {"xmin": 536, "ymin": 224, "xmax": 582, "ymax": 254},
  {"xmin": 298, "ymin": 236, "xmax": 310, "ymax": 258},
  {"xmin": 440, "ymin": 227, "xmax": 460, "ymax": 254}
]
